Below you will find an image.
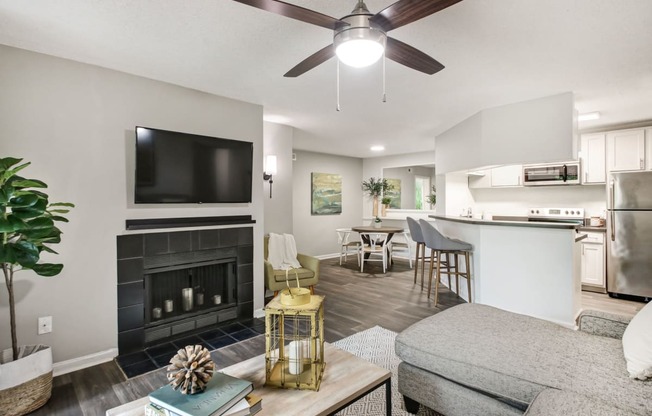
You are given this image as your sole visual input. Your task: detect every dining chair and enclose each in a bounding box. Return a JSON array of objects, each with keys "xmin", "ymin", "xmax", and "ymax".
[
  {"xmin": 418, "ymin": 219, "xmax": 473, "ymax": 306},
  {"xmin": 390, "ymin": 229, "xmax": 413, "ymax": 268},
  {"xmin": 336, "ymin": 228, "xmax": 361, "ymax": 266},
  {"xmin": 359, "ymin": 232, "xmax": 391, "ymax": 273}
]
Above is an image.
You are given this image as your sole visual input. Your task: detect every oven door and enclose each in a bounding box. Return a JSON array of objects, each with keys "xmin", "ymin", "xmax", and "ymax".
[{"xmin": 523, "ymin": 163, "xmax": 580, "ymax": 186}]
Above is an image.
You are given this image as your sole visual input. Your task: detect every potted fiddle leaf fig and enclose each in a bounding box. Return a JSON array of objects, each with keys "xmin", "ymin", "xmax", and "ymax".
[{"xmin": 0, "ymin": 157, "xmax": 74, "ymax": 415}]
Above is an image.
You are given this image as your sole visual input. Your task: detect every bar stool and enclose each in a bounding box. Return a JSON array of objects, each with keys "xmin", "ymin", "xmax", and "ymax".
[
  {"xmin": 419, "ymin": 219, "xmax": 473, "ymax": 306},
  {"xmin": 406, "ymin": 217, "xmax": 427, "ymax": 288}
]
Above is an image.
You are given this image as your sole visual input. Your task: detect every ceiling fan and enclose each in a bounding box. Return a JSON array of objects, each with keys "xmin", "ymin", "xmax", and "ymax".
[{"xmin": 232, "ymin": 0, "xmax": 463, "ymax": 77}]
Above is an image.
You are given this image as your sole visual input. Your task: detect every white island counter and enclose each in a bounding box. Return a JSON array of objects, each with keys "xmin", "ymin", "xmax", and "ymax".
[{"xmin": 430, "ymin": 215, "xmax": 583, "ymax": 328}]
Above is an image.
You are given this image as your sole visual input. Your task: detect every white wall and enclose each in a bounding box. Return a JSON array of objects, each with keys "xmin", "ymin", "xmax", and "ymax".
[
  {"xmin": 439, "ymin": 173, "xmax": 475, "ymax": 216},
  {"xmin": 263, "ymin": 122, "xmax": 293, "ymax": 234},
  {"xmin": 292, "ymin": 151, "xmax": 362, "ymax": 256},
  {"xmin": 436, "ymin": 93, "xmax": 576, "ymax": 173},
  {"xmin": 0, "ymin": 45, "xmax": 265, "ymax": 363}
]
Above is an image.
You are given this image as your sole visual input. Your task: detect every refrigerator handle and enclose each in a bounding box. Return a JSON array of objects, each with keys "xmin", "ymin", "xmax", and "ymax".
[{"xmin": 609, "ymin": 179, "xmax": 616, "ymax": 241}]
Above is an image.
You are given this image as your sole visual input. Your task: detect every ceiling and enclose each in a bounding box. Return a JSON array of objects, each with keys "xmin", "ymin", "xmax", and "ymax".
[{"xmin": 1, "ymin": 0, "xmax": 651, "ymax": 158}]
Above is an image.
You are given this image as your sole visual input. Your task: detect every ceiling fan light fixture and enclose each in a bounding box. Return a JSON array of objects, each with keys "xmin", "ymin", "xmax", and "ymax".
[{"xmin": 334, "ymin": 28, "xmax": 386, "ymax": 68}]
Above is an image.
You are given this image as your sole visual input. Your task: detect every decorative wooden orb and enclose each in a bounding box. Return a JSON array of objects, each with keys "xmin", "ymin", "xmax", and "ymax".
[{"xmin": 166, "ymin": 345, "xmax": 215, "ymax": 395}]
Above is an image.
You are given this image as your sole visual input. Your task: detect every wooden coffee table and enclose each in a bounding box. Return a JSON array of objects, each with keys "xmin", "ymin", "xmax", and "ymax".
[{"xmin": 106, "ymin": 343, "xmax": 391, "ymax": 416}]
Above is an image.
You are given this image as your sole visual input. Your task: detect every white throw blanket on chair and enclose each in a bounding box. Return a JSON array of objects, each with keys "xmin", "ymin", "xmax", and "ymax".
[{"xmin": 268, "ymin": 233, "xmax": 302, "ymax": 270}]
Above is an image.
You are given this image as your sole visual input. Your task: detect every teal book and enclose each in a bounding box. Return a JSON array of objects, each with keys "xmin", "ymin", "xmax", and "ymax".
[{"xmin": 149, "ymin": 373, "xmax": 253, "ymax": 416}]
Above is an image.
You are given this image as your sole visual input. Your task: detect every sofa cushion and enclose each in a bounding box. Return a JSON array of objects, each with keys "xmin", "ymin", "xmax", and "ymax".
[
  {"xmin": 395, "ymin": 303, "xmax": 652, "ymax": 415},
  {"xmin": 622, "ymin": 301, "xmax": 652, "ymax": 380},
  {"xmin": 524, "ymin": 389, "xmax": 638, "ymax": 416},
  {"xmin": 271, "ymin": 267, "xmax": 314, "ymax": 283}
]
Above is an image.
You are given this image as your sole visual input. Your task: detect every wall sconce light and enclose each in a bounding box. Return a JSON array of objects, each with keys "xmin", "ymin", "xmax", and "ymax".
[{"xmin": 263, "ymin": 155, "xmax": 277, "ymax": 198}]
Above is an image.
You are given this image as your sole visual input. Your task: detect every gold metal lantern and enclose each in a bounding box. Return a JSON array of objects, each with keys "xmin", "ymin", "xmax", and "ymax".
[{"xmin": 264, "ymin": 294, "xmax": 325, "ymax": 391}]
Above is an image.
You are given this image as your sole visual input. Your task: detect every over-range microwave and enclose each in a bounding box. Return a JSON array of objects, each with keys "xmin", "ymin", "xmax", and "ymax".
[{"xmin": 522, "ymin": 161, "xmax": 581, "ymax": 186}]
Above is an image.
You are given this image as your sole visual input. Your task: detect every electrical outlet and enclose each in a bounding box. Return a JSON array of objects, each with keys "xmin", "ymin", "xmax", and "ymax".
[{"xmin": 38, "ymin": 316, "xmax": 52, "ymax": 335}]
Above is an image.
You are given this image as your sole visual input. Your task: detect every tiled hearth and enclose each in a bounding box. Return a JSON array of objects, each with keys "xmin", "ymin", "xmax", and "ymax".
[{"xmin": 116, "ymin": 318, "xmax": 265, "ymax": 378}]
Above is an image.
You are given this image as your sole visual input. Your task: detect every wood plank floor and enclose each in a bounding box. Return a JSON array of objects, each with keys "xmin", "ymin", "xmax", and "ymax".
[
  {"xmin": 580, "ymin": 290, "xmax": 645, "ymax": 318},
  {"xmin": 31, "ymin": 257, "xmax": 645, "ymax": 415}
]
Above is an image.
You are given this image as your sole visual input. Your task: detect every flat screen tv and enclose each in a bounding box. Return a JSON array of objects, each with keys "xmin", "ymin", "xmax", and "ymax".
[{"xmin": 135, "ymin": 126, "xmax": 253, "ymax": 204}]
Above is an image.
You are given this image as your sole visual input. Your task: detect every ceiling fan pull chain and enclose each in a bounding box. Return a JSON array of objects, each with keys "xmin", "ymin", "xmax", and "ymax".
[
  {"xmin": 382, "ymin": 49, "xmax": 387, "ymax": 103},
  {"xmin": 336, "ymin": 59, "xmax": 341, "ymax": 112}
]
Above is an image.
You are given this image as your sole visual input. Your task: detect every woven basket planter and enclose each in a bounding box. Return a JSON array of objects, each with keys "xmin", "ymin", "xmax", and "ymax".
[{"xmin": 0, "ymin": 345, "xmax": 53, "ymax": 416}]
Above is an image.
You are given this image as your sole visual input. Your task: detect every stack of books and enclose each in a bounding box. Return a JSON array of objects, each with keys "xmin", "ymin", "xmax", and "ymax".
[{"xmin": 145, "ymin": 373, "xmax": 262, "ymax": 416}]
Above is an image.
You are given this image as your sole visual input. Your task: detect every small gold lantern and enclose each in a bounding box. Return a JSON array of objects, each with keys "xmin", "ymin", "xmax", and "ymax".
[{"xmin": 264, "ymin": 293, "xmax": 325, "ymax": 391}]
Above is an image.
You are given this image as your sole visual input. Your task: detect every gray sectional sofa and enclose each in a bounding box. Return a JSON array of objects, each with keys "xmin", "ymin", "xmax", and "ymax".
[{"xmin": 396, "ymin": 303, "xmax": 651, "ymax": 415}]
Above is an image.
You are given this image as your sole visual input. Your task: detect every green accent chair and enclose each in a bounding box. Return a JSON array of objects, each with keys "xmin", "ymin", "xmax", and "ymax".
[{"xmin": 263, "ymin": 235, "xmax": 320, "ymax": 296}]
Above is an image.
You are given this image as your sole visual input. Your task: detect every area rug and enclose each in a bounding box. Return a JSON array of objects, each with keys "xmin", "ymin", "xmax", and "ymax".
[{"xmin": 333, "ymin": 326, "xmax": 440, "ymax": 416}]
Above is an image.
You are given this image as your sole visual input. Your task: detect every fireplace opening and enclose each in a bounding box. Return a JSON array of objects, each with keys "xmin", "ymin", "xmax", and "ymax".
[{"xmin": 144, "ymin": 258, "xmax": 237, "ymax": 328}]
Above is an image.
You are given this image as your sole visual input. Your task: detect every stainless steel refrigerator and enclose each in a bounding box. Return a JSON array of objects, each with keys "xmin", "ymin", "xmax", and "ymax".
[{"xmin": 607, "ymin": 171, "xmax": 652, "ymax": 299}]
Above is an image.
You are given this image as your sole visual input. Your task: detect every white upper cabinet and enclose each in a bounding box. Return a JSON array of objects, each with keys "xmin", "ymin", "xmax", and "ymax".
[
  {"xmin": 490, "ymin": 165, "xmax": 523, "ymax": 187},
  {"xmin": 606, "ymin": 128, "xmax": 645, "ymax": 172},
  {"xmin": 580, "ymin": 133, "xmax": 606, "ymax": 183}
]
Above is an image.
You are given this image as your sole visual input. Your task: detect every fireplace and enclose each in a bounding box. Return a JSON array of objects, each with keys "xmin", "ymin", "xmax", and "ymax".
[
  {"xmin": 116, "ymin": 223, "xmax": 254, "ymax": 355},
  {"xmin": 145, "ymin": 260, "xmax": 237, "ymax": 325}
]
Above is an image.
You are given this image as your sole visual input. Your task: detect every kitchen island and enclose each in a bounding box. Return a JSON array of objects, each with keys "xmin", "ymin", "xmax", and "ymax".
[{"xmin": 430, "ymin": 215, "xmax": 582, "ymax": 328}]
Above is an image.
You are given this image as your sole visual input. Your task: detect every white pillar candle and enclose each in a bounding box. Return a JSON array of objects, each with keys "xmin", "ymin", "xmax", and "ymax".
[
  {"xmin": 288, "ymin": 341, "xmax": 303, "ymax": 375},
  {"xmin": 300, "ymin": 339, "xmax": 311, "ymax": 361}
]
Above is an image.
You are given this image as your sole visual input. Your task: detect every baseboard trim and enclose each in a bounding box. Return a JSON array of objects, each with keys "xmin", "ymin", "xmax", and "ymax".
[
  {"xmin": 53, "ymin": 348, "xmax": 118, "ymax": 377},
  {"xmin": 315, "ymin": 253, "xmax": 339, "ymax": 260}
]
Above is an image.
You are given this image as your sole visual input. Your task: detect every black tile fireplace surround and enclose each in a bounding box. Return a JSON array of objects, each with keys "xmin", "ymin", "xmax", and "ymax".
[{"xmin": 116, "ymin": 225, "xmax": 254, "ymax": 355}]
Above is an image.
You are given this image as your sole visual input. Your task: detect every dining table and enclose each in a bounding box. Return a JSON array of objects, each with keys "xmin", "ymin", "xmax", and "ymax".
[{"xmin": 351, "ymin": 225, "xmax": 406, "ymax": 267}]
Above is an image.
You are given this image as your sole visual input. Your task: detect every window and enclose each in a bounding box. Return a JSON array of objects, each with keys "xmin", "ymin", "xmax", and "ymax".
[{"xmin": 415, "ymin": 176, "xmax": 430, "ymax": 210}]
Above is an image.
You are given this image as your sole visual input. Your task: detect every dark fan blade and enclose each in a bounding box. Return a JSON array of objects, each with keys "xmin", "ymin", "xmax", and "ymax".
[
  {"xmin": 385, "ymin": 37, "xmax": 444, "ymax": 75},
  {"xmin": 284, "ymin": 44, "xmax": 335, "ymax": 77},
  {"xmin": 370, "ymin": 0, "xmax": 463, "ymax": 32},
  {"xmin": 232, "ymin": 0, "xmax": 348, "ymax": 30}
]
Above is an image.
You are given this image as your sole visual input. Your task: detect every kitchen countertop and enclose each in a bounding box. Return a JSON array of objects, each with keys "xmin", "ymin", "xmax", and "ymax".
[{"xmin": 430, "ymin": 215, "xmax": 579, "ymax": 230}]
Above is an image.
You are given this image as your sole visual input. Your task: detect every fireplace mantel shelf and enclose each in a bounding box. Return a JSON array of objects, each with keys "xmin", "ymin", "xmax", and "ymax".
[{"xmin": 125, "ymin": 215, "xmax": 256, "ymax": 231}]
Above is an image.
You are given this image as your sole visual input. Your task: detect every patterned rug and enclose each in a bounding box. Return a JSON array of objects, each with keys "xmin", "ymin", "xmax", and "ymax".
[{"xmin": 333, "ymin": 326, "xmax": 440, "ymax": 416}]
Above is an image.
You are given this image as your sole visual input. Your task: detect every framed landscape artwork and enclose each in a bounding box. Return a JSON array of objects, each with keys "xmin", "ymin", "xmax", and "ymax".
[
  {"xmin": 385, "ymin": 178, "xmax": 401, "ymax": 209},
  {"xmin": 311, "ymin": 173, "xmax": 342, "ymax": 215}
]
